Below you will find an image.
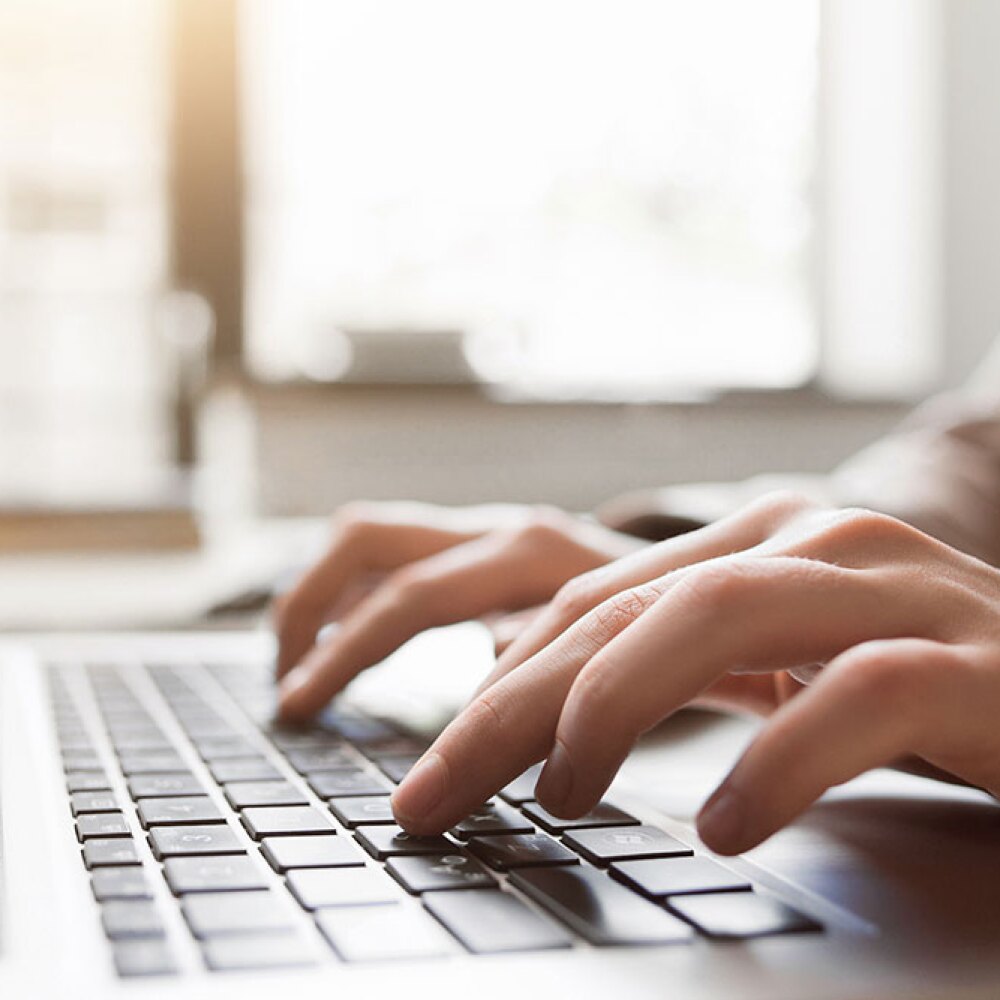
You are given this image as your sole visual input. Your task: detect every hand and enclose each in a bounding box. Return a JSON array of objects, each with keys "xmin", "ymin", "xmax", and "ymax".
[
  {"xmin": 274, "ymin": 501, "xmax": 646, "ymax": 720},
  {"xmin": 390, "ymin": 492, "xmax": 1000, "ymax": 856}
]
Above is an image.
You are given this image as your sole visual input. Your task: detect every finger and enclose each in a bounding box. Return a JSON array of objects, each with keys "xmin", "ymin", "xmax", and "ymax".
[
  {"xmin": 471, "ymin": 490, "xmax": 817, "ymax": 700},
  {"xmin": 487, "ymin": 607, "xmax": 545, "ymax": 657},
  {"xmin": 696, "ymin": 638, "xmax": 959, "ymax": 855},
  {"xmin": 536, "ymin": 557, "xmax": 919, "ymax": 819},
  {"xmin": 275, "ymin": 513, "xmax": 477, "ymax": 679},
  {"xmin": 390, "ymin": 581, "xmax": 668, "ymax": 834},
  {"xmin": 279, "ymin": 529, "xmax": 577, "ymax": 721}
]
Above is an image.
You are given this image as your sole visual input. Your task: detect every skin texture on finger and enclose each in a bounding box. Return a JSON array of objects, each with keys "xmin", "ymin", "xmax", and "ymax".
[
  {"xmin": 695, "ymin": 638, "xmax": 956, "ymax": 855},
  {"xmin": 471, "ymin": 491, "xmax": 818, "ymax": 701},
  {"xmin": 534, "ymin": 558, "xmax": 926, "ymax": 820},
  {"xmin": 274, "ymin": 517, "xmax": 479, "ymax": 679}
]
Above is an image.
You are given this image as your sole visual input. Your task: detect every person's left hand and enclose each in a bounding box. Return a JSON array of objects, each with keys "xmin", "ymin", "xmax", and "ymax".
[{"xmin": 390, "ymin": 493, "xmax": 1000, "ymax": 855}]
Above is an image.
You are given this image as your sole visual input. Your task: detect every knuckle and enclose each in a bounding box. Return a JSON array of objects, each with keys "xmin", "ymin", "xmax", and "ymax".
[
  {"xmin": 675, "ymin": 561, "xmax": 756, "ymax": 616},
  {"xmin": 330, "ymin": 501, "xmax": 377, "ymax": 538},
  {"xmin": 384, "ymin": 566, "xmax": 437, "ymax": 610},
  {"xmin": 464, "ymin": 689, "xmax": 509, "ymax": 741},
  {"xmin": 836, "ymin": 643, "xmax": 925, "ymax": 712},
  {"xmin": 818, "ymin": 507, "xmax": 916, "ymax": 549},
  {"xmin": 752, "ymin": 489, "xmax": 817, "ymax": 523},
  {"xmin": 580, "ymin": 586, "xmax": 658, "ymax": 642},
  {"xmin": 509, "ymin": 505, "xmax": 576, "ymax": 549}
]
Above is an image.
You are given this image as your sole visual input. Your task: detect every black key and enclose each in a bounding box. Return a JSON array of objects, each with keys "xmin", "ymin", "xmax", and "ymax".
[
  {"xmin": 260, "ymin": 835, "xmax": 363, "ymax": 872},
  {"xmin": 201, "ymin": 932, "xmax": 315, "ymax": 971},
  {"xmin": 92, "ymin": 867, "xmax": 152, "ymax": 901},
  {"xmin": 354, "ymin": 824, "xmax": 454, "ymax": 861},
  {"xmin": 84, "ymin": 838, "xmax": 141, "ymax": 868},
  {"xmin": 285, "ymin": 747, "xmax": 354, "ymax": 773},
  {"xmin": 77, "ymin": 813, "xmax": 131, "ymax": 841},
  {"xmin": 510, "ymin": 866, "xmax": 695, "ymax": 946},
  {"xmin": 521, "ymin": 800, "xmax": 638, "ymax": 834},
  {"xmin": 241, "ymin": 806, "xmax": 336, "ymax": 839},
  {"xmin": 450, "ymin": 801, "xmax": 534, "ymax": 839},
  {"xmin": 270, "ymin": 729, "xmax": 344, "ymax": 752},
  {"xmin": 71, "ymin": 790, "xmax": 120, "ymax": 815},
  {"xmin": 194, "ymin": 736, "xmax": 257, "ymax": 760},
  {"xmin": 209, "ymin": 758, "xmax": 281, "ymax": 783},
  {"xmin": 137, "ymin": 796, "xmax": 225, "ymax": 828},
  {"xmin": 668, "ymin": 892, "xmax": 822, "ymax": 940},
  {"xmin": 128, "ymin": 773, "xmax": 203, "ymax": 799},
  {"xmin": 498, "ymin": 763, "xmax": 544, "ymax": 804},
  {"xmin": 66, "ymin": 772, "xmax": 111, "ymax": 793},
  {"xmin": 286, "ymin": 867, "xmax": 399, "ymax": 909},
  {"xmin": 113, "ymin": 940, "xmax": 177, "ymax": 977},
  {"xmin": 149, "ymin": 824, "xmax": 244, "ymax": 859},
  {"xmin": 467, "ymin": 832, "xmax": 578, "ymax": 871},
  {"xmin": 359, "ymin": 737, "xmax": 426, "ymax": 760},
  {"xmin": 109, "ymin": 733, "xmax": 173, "ymax": 752},
  {"xmin": 101, "ymin": 901, "xmax": 165, "ymax": 940},
  {"xmin": 387, "ymin": 853, "xmax": 496, "ymax": 894},
  {"xmin": 224, "ymin": 781, "xmax": 307, "ymax": 809},
  {"xmin": 425, "ymin": 889, "xmax": 572, "ymax": 953},
  {"xmin": 562, "ymin": 825, "xmax": 693, "ymax": 865},
  {"xmin": 164, "ymin": 856, "xmax": 269, "ymax": 894},
  {"xmin": 611, "ymin": 856, "xmax": 752, "ymax": 898},
  {"xmin": 375, "ymin": 755, "xmax": 420, "ymax": 783},
  {"xmin": 323, "ymin": 715, "xmax": 397, "ymax": 745},
  {"xmin": 317, "ymin": 904, "xmax": 452, "ymax": 961},
  {"xmin": 327, "ymin": 796, "xmax": 395, "ymax": 828},
  {"xmin": 179, "ymin": 718, "xmax": 239, "ymax": 739},
  {"xmin": 307, "ymin": 769, "xmax": 391, "ymax": 798},
  {"xmin": 62, "ymin": 750, "xmax": 101, "ymax": 771},
  {"xmin": 118, "ymin": 752, "xmax": 187, "ymax": 775},
  {"xmin": 183, "ymin": 890, "xmax": 297, "ymax": 938}
]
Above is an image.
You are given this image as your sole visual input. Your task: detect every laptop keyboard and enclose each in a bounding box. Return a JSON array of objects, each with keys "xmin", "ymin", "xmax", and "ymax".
[{"xmin": 44, "ymin": 657, "xmax": 822, "ymax": 977}]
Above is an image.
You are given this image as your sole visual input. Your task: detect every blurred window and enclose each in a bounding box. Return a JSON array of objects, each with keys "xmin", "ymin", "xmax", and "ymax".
[
  {"xmin": 0, "ymin": 0, "xmax": 169, "ymax": 497},
  {"xmin": 243, "ymin": 0, "xmax": 820, "ymax": 395}
]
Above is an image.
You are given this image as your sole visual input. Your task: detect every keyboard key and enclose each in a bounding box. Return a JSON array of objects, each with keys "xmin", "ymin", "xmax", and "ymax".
[
  {"xmin": 317, "ymin": 904, "xmax": 452, "ymax": 961},
  {"xmin": 270, "ymin": 729, "xmax": 345, "ymax": 752},
  {"xmin": 328, "ymin": 796, "xmax": 395, "ymax": 828},
  {"xmin": 510, "ymin": 866, "xmax": 695, "ymax": 946},
  {"xmin": 261, "ymin": 835, "xmax": 363, "ymax": 872},
  {"xmin": 375, "ymin": 755, "xmax": 420, "ymax": 783},
  {"xmin": 307, "ymin": 769, "xmax": 391, "ymax": 798},
  {"xmin": 386, "ymin": 853, "xmax": 496, "ymax": 894},
  {"xmin": 611, "ymin": 856, "xmax": 752, "ymax": 898},
  {"xmin": 286, "ymin": 867, "xmax": 399, "ymax": 909},
  {"xmin": 467, "ymin": 832, "xmax": 579, "ymax": 871},
  {"xmin": 71, "ymin": 790, "xmax": 120, "ymax": 815},
  {"xmin": 183, "ymin": 890, "xmax": 297, "ymax": 938},
  {"xmin": 62, "ymin": 750, "xmax": 102, "ymax": 771},
  {"xmin": 498, "ymin": 763, "xmax": 544, "ymax": 804},
  {"xmin": 285, "ymin": 747, "xmax": 354, "ymax": 773},
  {"xmin": 354, "ymin": 825, "xmax": 455, "ymax": 861},
  {"xmin": 241, "ymin": 806, "xmax": 336, "ymax": 839},
  {"xmin": 202, "ymin": 932, "xmax": 315, "ymax": 971},
  {"xmin": 84, "ymin": 838, "xmax": 141, "ymax": 868},
  {"xmin": 101, "ymin": 901, "xmax": 165, "ymax": 940},
  {"xmin": 118, "ymin": 752, "xmax": 188, "ymax": 775},
  {"xmin": 194, "ymin": 736, "xmax": 258, "ymax": 760},
  {"xmin": 450, "ymin": 801, "xmax": 534, "ymax": 839},
  {"xmin": 668, "ymin": 892, "xmax": 822, "ymax": 940},
  {"xmin": 224, "ymin": 781, "xmax": 307, "ymax": 809},
  {"xmin": 149, "ymin": 824, "xmax": 244, "ymax": 859},
  {"xmin": 562, "ymin": 825, "xmax": 693, "ymax": 865},
  {"xmin": 164, "ymin": 856, "xmax": 269, "ymax": 894},
  {"xmin": 109, "ymin": 732, "xmax": 173, "ymax": 753},
  {"xmin": 113, "ymin": 940, "xmax": 177, "ymax": 977},
  {"xmin": 209, "ymin": 758, "xmax": 281, "ymax": 783},
  {"xmin": 521, "ymin": 800, "xmax": 638, "ymax": 834},
  {"xmin": 77, "ymin": 813, "xmax": 131, "ymax": 840},
  {"xmin": 425, "ymin": 889, "xmax": 572, "ymax": 953},
  {"xmin": 128, "ymin": 773, "xmax": 203, "ymax": 799},
  {"xmin": 66, "ymin": 772, "xmax": 111, "ymax": 793},
  {"xmin": 92, "ymin": 867, "xmax": 152, "ymax": 901},
  {"xmin": 323, "ymin": 715, "xmax": 398, "ymax": 745},
  {"xmin": 137, "ymin": 796, "xmax": 225, "ymax": 828}
]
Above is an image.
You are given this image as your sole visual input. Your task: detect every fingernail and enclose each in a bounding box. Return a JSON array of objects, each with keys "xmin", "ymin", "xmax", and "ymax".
[
  {"xmin": 697, "ymin": 786, "xmax": 745, "ymax": 854},
  {"xmin": 277, "ymin": 665, "xmax": 312, "ymax": 719},
  {"xmin": 392, "ymin": 753, "xmax": 448, "ymax": 823},
  {"xmin": 536, "ymin": 742, "xmax": 573, "ymax": 813}
]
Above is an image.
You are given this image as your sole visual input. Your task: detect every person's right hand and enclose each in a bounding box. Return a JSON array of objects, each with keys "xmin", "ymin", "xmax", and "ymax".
[{"xmin": 274, "ymin": 501, "xmax": 647, "ymax": 720}]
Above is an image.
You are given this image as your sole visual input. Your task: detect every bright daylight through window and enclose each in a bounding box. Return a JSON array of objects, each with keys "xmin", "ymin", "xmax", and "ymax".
[{"xmin": 244, "ymin": 0, "xmax": 819, "ymax": 396}]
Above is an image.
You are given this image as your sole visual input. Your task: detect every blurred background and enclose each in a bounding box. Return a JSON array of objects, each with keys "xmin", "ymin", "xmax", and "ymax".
[{"xmin": 0, "ymin": 0, "xmax": 998, "ymax": 533}]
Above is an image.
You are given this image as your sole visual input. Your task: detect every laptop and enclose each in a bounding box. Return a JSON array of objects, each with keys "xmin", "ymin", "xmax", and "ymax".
[{"xmin": 0, "ymin": 625, "xmax": 997, "ymax": 999}]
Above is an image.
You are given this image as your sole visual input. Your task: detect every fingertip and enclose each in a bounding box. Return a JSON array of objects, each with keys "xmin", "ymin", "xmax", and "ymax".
[
  {"xmin": 696, "ymin": 785, "xmax": 755, "ymax": 856},
  {"xmin": 276, "ymin": 666, "xmax": 318, "ymax": 722}
]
